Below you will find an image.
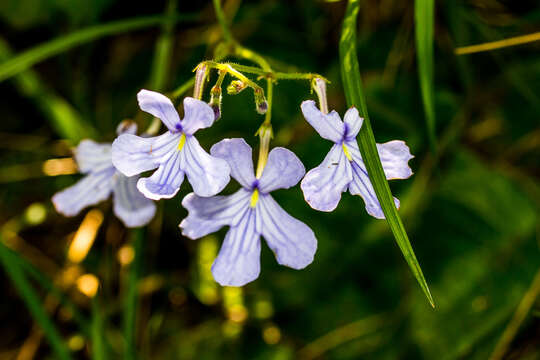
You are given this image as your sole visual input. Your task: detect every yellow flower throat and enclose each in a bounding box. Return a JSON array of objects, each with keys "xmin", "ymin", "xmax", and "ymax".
[
  {"xmin": 177, "ymin": 133, "xmax": 186, "ymax": 151},
  {"xmin": 342, "ymin": 142, "xmax": 352, "ymax": 161},
  {"xmin": 250, "ymin": 189, "xmax": 259, "ymax": 207}
]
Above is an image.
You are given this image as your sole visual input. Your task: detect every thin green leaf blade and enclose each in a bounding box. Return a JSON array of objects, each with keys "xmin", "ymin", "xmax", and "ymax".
[
  {"xmin": 0, "ymin": 14, "xmax": 195, "ymax": 84},
  {"xmin": 0, "ymin": 37, "xmax": 97, "ymax": 142},
  {"xmin": 415, "ymin": 0, "xmax": 437, "ymax": 153},
  {"xmin": 91, "ymin": 297, "xmax": 108, "ymax": 360},
  {"xmin": 123, "ymin": 229, "xmax": 145, "ymax": 359},
  {"xmin": 0, "ymin": 240, "xmax": 73, "ymax": 360},
  {"xmin": 339, "ymin": 0, "xmax": 434, "ymax": 307}
]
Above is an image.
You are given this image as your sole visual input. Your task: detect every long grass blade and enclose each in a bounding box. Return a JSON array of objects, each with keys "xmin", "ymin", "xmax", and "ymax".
[
  {"xmin": 0, "ymin": 240, "xmax": 73, "ymax": 360},
  {"xmin": 124, "ymin": 228, "xmax": 144, "ymax": 360},
  {"xmin": 414, "ymin": 0, "xmax": 437, "ymax": 153},
  {"xmin": 0, "ymin": 14, "xmax": 195, "ymax": 84},
  {"xmin": 91, "ymin": 297, "xmax": 108, "ymax": 360},
  {"xmin": 8, "ymin": 244, "xmax": 91, "ymax": 336},
  {"xmin": 0, "ymin": 38, "xmax": 97, "ymax": 142},
  {"xmin": 339, "ymin": 0, "xmax": 434, "ymax": 307}
]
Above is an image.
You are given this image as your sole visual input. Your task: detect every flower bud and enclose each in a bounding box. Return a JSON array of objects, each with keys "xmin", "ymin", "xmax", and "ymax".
[
  {"xmin": 193, "ymin": 63, "xmax": 208, "ymax": 100},
  {"xmin": 116, "ymin": 119, "xmax": 138, "ymax": 135},
  {"xmin": 312, "ymin": 77, "xmax": 328, "ymax": 114},
  {"xmin": 209, "ymin": 85, "xmax": 222, "ymax": 121},
  {"xmin": 254, "ymin": 89, "xmax": 268, "ymax": 115},
  {"xmin": 227, "ymin": 80, "xmax": 247, "ymax": 95}
]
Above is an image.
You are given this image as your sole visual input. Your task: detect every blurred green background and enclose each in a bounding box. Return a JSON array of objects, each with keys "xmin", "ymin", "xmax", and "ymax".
[{"xmin": 0, "ymin": 0, "xmax": 539, "ymax": 359}]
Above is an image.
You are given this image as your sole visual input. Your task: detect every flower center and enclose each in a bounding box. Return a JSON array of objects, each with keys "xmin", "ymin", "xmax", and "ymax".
[
  {"xmin": 177, "ymin": 133, "xmax": 186, "ymax": 151},
  {"xmin": 250, "ymin": 189, "xmax": 259, "ymax": 207}
]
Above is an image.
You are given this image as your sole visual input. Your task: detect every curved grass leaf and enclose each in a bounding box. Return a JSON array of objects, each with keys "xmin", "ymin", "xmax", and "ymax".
[
  {"xmin": 415, "ymin": 0, "xmax": 437, "ymax": 153},
  {"xmin": 0, "ymin": 14, "xmax": 195, "ymax": 84},
  {"xmin": 0, "ymin": 38, "xmax": 97, "ymax": 142},
  {"xmin": 0, "ymin": 240, "xmax": 73, "ymax": 360},
  {"xmin": 339, "ymin": 0, "xmax": 434, "ymax": 307},
  {"xmin": 9, "ymin": 243, "xmax": 91, "ymax": 337}
]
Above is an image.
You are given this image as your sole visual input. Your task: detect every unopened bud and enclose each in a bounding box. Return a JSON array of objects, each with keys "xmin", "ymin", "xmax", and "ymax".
[
  {"xmin": 116, "ymin": 120, "xmax": 138, "ymax": 135},
  {"xmin": 193, "ymin": 63, "xmax": 208, "ymax": 100},
  {"xmin": 312, "ymin": 77, "xmax": 328, "ymax": 114},
  {"xmin": 209, "ymin": 85, "xmax": 222, "ymax": 121},
  {"xmin": 254, "ymin": 89, "xmax": 268, "ymax": 115},
  {"xmin": 227, "ymin": 80, "xmax": 247, "ymax": 95}
]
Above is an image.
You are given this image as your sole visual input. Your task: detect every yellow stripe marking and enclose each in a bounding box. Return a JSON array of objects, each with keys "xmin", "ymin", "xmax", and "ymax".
[
  {"xmin": 250, "ymin": 189, "xmax": 259, "ymax": 207},
  {"xmin": 177, "ymin": 133, "xmax": 186, "ymax": 151},
  {"xmin": 342, "ymin": 142, "xmax": 352, "ymax": 161}
]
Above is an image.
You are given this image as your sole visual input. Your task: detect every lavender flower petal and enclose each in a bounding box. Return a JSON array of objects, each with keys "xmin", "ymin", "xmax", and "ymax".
[
  {"xmin": 180, "ymin": 189, "xmax": 252, "ymax": 239},
  {"xmin": 210, "ymin": 138, "xmax": 256, "ymax": 189},
  {"xmin": 52, "ymin": 168, "xmax": 115, "ymax": 216},
  {"xmin": 348, "ymin": 159, "xmax": 400, "ymax": 219},
  {"xmin": 376, "ymin": 140, "xmax": 414, "ymax": 180},
  {"xmin": 300, "ymin": 144, "xmax": 352, "ymax": 212},
  {"xmin": 300, "ymin": 100, "xmax": 344, "ymax": 143},
  {"xmin": 74, "ymin": 140, "xmax": 112, "ymax": 174},
  {"xmin": 180, "ymin": 97, "xmax": 215, "ymax": 135},
  {"xmin": 258, "ymin": 194, "xmax": 316, "ymax": 269},
  {"xmin": 181, "ymin": 136, "xmax": 230, "ymax": 197},
  {"xmin": 112, "ymin": 174, "xmax": 156, "ymax": 228},
  {"xmin": 137, "ymin": 89, "xmax": 181, "ymax": 131},
  {"xmin": 137, "ymin": 151, "xmax": 184, "ymax": 200},
  {"xmin": 211, "ymin": 208, "xmax": 261, "ymax": 286},
  {"xmin": 258, "ymin": 147, "xmax": 305, "ymax": 193},
  {"xmin": 343, "ymin": 107, "xmax": 363, "ymax": 139},
  {"xmin": 112, "ymin": 132, "xmax": 178, "ymax": 177}
]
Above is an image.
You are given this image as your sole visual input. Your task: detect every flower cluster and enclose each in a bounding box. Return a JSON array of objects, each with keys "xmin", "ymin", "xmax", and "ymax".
[{"xmin": 53, "ymin": 87, "xmax": 413, "ymax": 286}]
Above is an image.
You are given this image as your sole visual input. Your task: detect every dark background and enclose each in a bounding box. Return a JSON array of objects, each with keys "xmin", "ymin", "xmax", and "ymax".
[{"xmin": 0, "ymin": 0, "xmax": 539, "ymax": 359}]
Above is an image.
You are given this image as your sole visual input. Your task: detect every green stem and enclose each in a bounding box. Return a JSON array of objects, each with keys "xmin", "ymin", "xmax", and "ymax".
[
  {"xmin": 91, "ymin": 297, "xmax": 107, "ymax": 360},
  {"xmin": 489, "ymin": 268, "xmax": 540, "ymax": 360},
  {"xmin": 0, "ymin": 240, "xmax": 72, "ymax": 360},
  {"xmin": 145, "ymin": 0, "xmax": 179, "ymax": 135},
  {"xmin": 264, "ymin": 79, "xmax": 273, "ymax": 125},
  {"xmin": 212, "ymin": 0, "xmax": 233, "ymax": 43}
]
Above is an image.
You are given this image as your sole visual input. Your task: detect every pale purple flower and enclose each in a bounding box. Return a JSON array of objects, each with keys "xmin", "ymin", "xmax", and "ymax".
[
  {"xmin": 300, "ymin": 100, "xmax": 414, "ymax": 219},
  {"xmin": 52, "ymin": 123, "xmax": 156, "ymax": 228},
  {"xmin": 180, "ymin": 138, "xmax": 317, "ymax": 286},
  {"xmin": 111, "ymin": 90, "xmax": 230, "ymax": 200}
]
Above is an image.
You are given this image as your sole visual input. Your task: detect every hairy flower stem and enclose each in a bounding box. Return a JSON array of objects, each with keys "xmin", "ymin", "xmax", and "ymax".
[{"xmin": 202, "ymin": 61, "xmax": 328, "ymax": 83}]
